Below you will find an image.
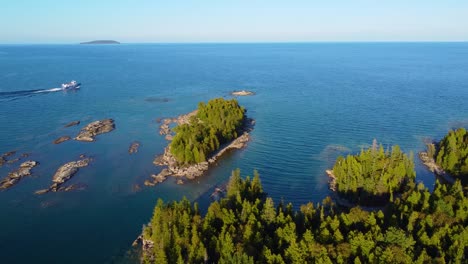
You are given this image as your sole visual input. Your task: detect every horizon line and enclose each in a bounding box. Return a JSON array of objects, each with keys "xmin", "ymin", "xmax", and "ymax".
[{"xmin": 1, "ymin": 40, "xmax": 467, "ymax": 45}]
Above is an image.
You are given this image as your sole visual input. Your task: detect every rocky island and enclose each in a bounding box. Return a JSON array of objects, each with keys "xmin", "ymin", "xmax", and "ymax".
[
  {"xmin": 145, "ymin": 98, "xmax": 254, "ymax": 186},
  {"xmin": 80, "ymin": 40, "xmax": 120, "ymax": 44},
  {"xmin": 74, "ymin": 119, "xmax": 115, "ymax": 142},
  {"xmin": 35, "ymin": 157, "xmax": 91, "ymax": 194},
  {"xmin": 0, "ymin": 161, "xmax": 38, "ymax": 190}
]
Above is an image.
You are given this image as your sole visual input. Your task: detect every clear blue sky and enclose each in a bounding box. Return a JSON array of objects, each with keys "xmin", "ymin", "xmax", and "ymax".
[{"xmin": 2, "ymin": 0, "xmax": 467, "ymax": 43}]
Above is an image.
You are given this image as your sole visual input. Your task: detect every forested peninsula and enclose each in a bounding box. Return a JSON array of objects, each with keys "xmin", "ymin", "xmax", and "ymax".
[
  {"xmin": 139, "ymin": 119, "xmax": 468, "ymax": 263},
  {"xmin": 141, "ymin": 170, "xmax": 467, "ymax": 263}
]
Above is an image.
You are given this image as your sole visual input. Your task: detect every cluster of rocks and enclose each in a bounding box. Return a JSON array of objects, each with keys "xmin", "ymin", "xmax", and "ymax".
[
  {"xmin": 75, "ymin": 119, "xmax": 115, "ymax": 142},
  {"xmin": 0, "ymin": 161, "xmax": 39, "ymax": 189},
  {"xmin": 0, "ymin": 151, "xmax": 30, "ymax": 168},
  {"xmin": 35, "ymin": 157, "xmax": 91, "ymax": 194},
  {"xmin": 128, "ymin": 141, "xmax": 140, "ymax": 154},
  {"xmin": 158, "ymin": 110, "xmax": 198, "ymax": 137}
]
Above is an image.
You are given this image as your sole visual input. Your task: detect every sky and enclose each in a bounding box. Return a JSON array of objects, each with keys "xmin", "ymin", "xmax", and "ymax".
[{"xmin": 1, "ymin": 0, "xmax": 467, "ymax": 43}]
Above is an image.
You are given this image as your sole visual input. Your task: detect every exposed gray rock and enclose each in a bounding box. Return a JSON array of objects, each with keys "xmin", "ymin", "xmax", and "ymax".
[
  {"xmin": 75, "ymin": 119, "xmax": 115, "ymax": 142},
  {"xmin": 128, "ymin": 141, "xmax": 140, "ymax": 154},
  {"xmin": 64, "ymin": 120, "xmax": 80, "ymax": 128},
  {"xmin": 231, "ymin": 90, "xmax": 254, "ymax": 96},
  {"xmin": 0, "ymin": 161, "xmax": 39, "ymax": 189},
  {"xmin": 53, "ymin": 136, "xmax": 71, "ymax": 144},
  {"xmin": 35, "ymin": 158, "xmax": 91, "ymax": 194}
]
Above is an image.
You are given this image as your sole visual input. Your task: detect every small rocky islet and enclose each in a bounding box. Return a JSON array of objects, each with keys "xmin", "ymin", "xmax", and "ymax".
[
  {"xmin": 74, "ymin": 119, "xmax": 115, "ymax": 142},
  {"xmin": 0, "ymin": 161, "xmax": 39, "ymax": 190},
  {"xmin": 35, "ymin": 157, "xmax": 92, "ymax": 195}
]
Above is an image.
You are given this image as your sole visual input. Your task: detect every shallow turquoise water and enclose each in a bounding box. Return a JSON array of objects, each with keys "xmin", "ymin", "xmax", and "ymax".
[{"xmin": 1, "ymin": 43, "xmax": 468, "ymax": 263}]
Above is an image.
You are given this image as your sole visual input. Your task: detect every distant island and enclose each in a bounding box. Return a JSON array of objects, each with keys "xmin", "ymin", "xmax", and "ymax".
[{"xmin": 80, "ymin": 40, "xmax": 120, "ymax": 45}]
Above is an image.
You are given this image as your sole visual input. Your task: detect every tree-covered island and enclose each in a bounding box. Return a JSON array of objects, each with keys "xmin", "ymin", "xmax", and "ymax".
[
  {"xmin": 328, "ymin": 141, "xmax": 415, "ymax": 205},
  {"xmin": 170, "ymin": 98, "xmax": 246, "ymax": 164},
  {"xmin": 146, "ymin": 98, "xmax": 253, "ymax": 186}
]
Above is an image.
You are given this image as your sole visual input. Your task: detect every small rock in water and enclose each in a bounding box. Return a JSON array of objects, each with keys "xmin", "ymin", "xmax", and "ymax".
[
  {"xmin": 53, "ymin": 136, "xmax": 71, "ymax": 144},
  {"xmin": 231, "ymin": 90, "xmax": 254, "ymax": 96},
  {"xmin": 64, "ymin": 121, "xmax": 80, "ymax": 128},
  {"xmin": 128, "ymin": 141, "xmax": 140, "ymax": 154},
  {"xmin": 7, "ymin": 158, "xmax": 20, "ymax": 164},
  {"xmin": 176, "ymin": 179, "xmax": 184, "ymax": 185},
  {"xmin": 35, "ymin": 158, "xmax": 91, "ymax": 194},
  {"xmin": 2, "ymin": 151, "xmax": 17, "ymax": 158}
]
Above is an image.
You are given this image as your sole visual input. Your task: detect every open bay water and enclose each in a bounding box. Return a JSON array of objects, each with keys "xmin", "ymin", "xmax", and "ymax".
[{"xmin": 0, "ymin": 43, "xmax": 468, "ymax": 263}]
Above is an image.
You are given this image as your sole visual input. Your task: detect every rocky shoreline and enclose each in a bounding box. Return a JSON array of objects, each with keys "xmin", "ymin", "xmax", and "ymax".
[
  {"xmin": 35, "ymin": 157, "xmax": 92, "ymax": 194},
  {"xmin": 145, "ymin": 111, "xmax": 254, "ymax": 186},
  {"xmin": 418, "ymin": 150, "xmax": 455, "ymax": 184},
  {"xmin": 325, "ymin": 169, "xmax": 337, "ymax": 191}
]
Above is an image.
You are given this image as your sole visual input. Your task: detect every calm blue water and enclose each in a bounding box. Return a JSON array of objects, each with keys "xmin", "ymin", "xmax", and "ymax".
[{"xmin": 1, "ymin": 43, "xmax": 468, "ymax": 263}]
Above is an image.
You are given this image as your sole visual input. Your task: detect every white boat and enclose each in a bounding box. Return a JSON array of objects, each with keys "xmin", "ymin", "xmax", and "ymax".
[{"xmin": 61, "ymin": 80, "xmax": 81, "ymax": 90}]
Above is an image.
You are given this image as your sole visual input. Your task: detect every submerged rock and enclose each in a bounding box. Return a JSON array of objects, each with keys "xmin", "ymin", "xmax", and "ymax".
[
  {"xmin": 64, "ymin": 120, "xmax": 80, "ymax": 128},
  {"xmin": 53, "ymin": 136, "xmax": 71, "ymax": 144},
  {"xmin": 128, "ymin": 141, "xmax": 140, "ymax": 154},
  {"xmin": 75, "ymin": 119, "xmax": 115, "ymax": 142},
  {"xmin": 35, "ymin": 158, "xmax": 91, "ymax": 194},
  {"xmin": 2, "ymin": 151, "xmax": 16, "ymax": 158},
  {"xmin": 0, "ymin": 161, "xmax": 39, "ymax": 190}
]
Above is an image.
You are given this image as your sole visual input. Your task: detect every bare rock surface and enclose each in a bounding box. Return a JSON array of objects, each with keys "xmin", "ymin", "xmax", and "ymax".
[
  {"xmin": 53, "ymin": 136, "xmax": 71, "ymax": 144},
  {"xmin": 75, "ymin": 119, "xmax": 115, "ymax": 142},
  {"xmin": 0, "ymin": 161, "xmax": 39, "ymax": 190},
  {"xmin": 231, "ymin": 90, "xmax": 254, "ymax": 96},
  {"xmin": 64, "ymin": 120, "xmax": 80, "ymax": 128},
  {"xmin": 35, "ymin": 158, "xmax": 91, "ymax": 194},
  {"xmin": 419, "ymin": 151, "xmax": 454, "ymax": 184},
  {"xmin": 128, "ymin": 141, "xmax": 140, "ymax": 154}
]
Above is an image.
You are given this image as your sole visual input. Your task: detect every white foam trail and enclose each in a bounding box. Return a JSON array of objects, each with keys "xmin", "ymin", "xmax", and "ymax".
[{"xmin": 33, "ymin": 87, "xmax": 63, "ymax": 93}]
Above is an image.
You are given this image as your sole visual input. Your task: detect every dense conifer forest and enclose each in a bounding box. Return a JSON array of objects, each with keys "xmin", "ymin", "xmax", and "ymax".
[
  {"xmin": 434, "ymin": 128, "xmax": 468, "ymax": 180},
  {"xmin": 142, "ymin": 169, "xmax": 467, "ymax": 263},
  {"xmin": 331, "ymin": 143, "xmax": 415, "ymax": 204},
  {"xmin": 169, "ymin": 98, "xmax": 245, "ymax": 164}
]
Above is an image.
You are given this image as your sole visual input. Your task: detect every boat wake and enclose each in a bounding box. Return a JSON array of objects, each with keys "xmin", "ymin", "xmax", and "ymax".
[{"xmin": 0, "ymin": 87, "xmax": 68, "ymax": 101}]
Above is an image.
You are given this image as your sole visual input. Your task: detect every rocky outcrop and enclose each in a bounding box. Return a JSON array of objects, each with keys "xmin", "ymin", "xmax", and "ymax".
[
  {"xmin": 128, "ymin": 141, "xmax": 140, "ymax": 154},
  {"xmin": 75, "ymin": 119, "xmax": 115, "ymax": 142},
  {"xmin": 325, "ymin": 169, "xmax": 337, "ymax": 191},
  {"xmin": 35, "ymin": 158, "xmax": 91, "ymax": 194},
  {"xmin": 0, "ymin": 161, "xmax": 38, "ymax": 190},
  {"xmin": 54, "ymin": 136, "xmax": 71, "ymax": 144},
  {"xmin": 419, "ymin": 151, "xmax": 454, "ymax": 184},
  {"xmin": 231, "ymin": 90, "xmax": 254, "ymax": 96},
  {"xmin": 158, "ymin": 110, "xmax": 198, "ymax": 136},
  {"xmin": 64, "ymin": 121, "xmax": 80, "ymax": 128}
]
